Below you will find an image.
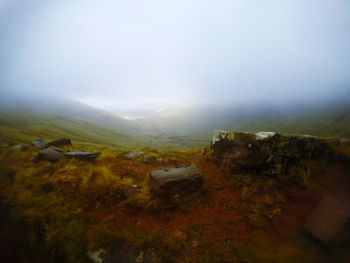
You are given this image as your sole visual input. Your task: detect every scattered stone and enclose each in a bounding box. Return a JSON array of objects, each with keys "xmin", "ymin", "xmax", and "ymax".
[
  {"xmin": 304, "ymin": 193, "xmax": 350, "ymax": 242},
  {"xmin": 32, "ymin": 138, "xmax": 47, "ymax": 149},
  {"xmin": 12, "ymin": 144, "xmax": 27, "ymax": 151},
  {"xmin": 37, "ymin": 148, "xmax": 61, "ymax": 162},
  {"xmin": 150, "ymin": 165, "xmax": 203, "ymax": 195},
  {"xmin": 65, "ymin": 151, "xmax": 100, "ymax": 161},
  {"xmin": 47, "ymin": 138, "xmax": 71, "ymax": 147},
  {"xmin": 124, "ymin": 151, "xmax": 144, "ymax": 159},
  {"xmin": 87, "ymin": 248, "xmax": 107, "ymax": 263}
]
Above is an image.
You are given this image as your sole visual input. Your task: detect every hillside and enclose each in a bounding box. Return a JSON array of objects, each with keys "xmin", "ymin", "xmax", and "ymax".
[
  {"xmin": 0, "ymin": 98, "xmax": 149, "ymax": 147},
  {"xmin": 137, "ymin": 100, "xmax": 350, "ymax": 144}
]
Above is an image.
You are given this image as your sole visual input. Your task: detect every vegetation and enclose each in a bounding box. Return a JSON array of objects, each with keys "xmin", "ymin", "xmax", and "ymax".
[{"xmin": 0, "ymin": 132, "xmax": 350, "ymax": 262}]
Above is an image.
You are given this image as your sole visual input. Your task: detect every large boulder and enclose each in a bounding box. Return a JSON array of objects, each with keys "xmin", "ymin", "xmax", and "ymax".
[
  {"xmin": 304, "ymin": 193, "xmax": 350, "ymax": 242},
  {"xmin": 150, "ymin": 165, "xmax": 203, "ymax": 195},
  {"xmin": 47, "ymin": 138, "xmax": 71, "ymax": 147},
  {"xmin": 32, "ymin": 138, "xmax": 47, "ymax": 149},
  {"xmin": 37, "ymin": 148, "xmax": 61, "ymax": 162},
  {"xmin": 65, "ymin": 151, "xmax": 100, "ymax": 161},
  {"xmin": 211, "ymin": 131, "xmax": 329, "ymax": 176}
]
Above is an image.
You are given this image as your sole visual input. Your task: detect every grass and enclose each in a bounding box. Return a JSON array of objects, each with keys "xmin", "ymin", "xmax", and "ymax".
[{"xmin": 1, "ymin": 134, "xmax": 350, "ymax": 262}]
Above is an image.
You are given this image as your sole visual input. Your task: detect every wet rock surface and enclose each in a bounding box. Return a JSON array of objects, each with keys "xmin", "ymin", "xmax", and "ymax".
[
  {"xmin": 211, "ymin": 131, "xmax": 329, "ymax": 176},
  {"xmin": 150, "ymin": 165, "xmax": 203, "ymax": 195}
]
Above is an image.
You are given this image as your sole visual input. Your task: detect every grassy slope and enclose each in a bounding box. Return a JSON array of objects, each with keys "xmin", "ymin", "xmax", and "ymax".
[
  {"xmin": 1, "ymin": 98, "xmax": 350, "ymax": 148},
  {"xmin": 138, "ymin": 101, "xmax": 350, "ymax": 145},
  {"xmin": 0, "ymin": 110, "xmax": 148, "ymax": 147}
]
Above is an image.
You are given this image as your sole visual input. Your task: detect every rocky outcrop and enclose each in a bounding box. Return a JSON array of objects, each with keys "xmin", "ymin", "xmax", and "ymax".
[
  {"xmin": 149, "ymin": 165, "xmax": 203, "ymax": 195},
  {"xmin": 210, "ymin": 130, "xmax": 329, "ymax": 176}
]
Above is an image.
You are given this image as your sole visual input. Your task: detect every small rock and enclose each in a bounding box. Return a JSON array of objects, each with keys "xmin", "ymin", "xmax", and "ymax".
[
  {"xmin": 47, "ymin": 138, "xmax": 72, "ymax": 147},
  {"xmin": 150, "ymin": 165, "xmax": 203, "ymax": 195},
  {"xmin": 37, "ymin": 148, "xmax": 61, "ymax": 162},
  {"xmin": 65, "ymin": 151, "xmax": 100, "ymax": 161},
  {"xmin": 12, "ymin": 144, "xmax": 27, "ymax": 151},
  {"xmin": 87, "ymin": 248, "xmax": 107, "ymax": 263},
  {"xmin": 135, "ymin": 251, "xmax": 144, "ymax": 263},
  {"xmin": 255, "ymin": 131, "xmax": 277, "ymax": 140},
  {"xmin": 124, "ymin": 151, "xmax": 144, "ymax": 159},
  {"xmin": 32, "ymin": 138, "xmax": 47, "ymax": 149}
]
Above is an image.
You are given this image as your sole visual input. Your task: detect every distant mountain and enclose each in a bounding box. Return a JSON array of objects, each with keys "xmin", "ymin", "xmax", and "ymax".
[
  {"xmin": 1, "ymin": 94, "xmax": 349, "ymax": 148},
  {"xmin": 136, "ymin": 99, "xmax": 350, "ymax": 144},
  {"xmin": 0, "ymin": 96, "xmax": 149, "ymax": 147}
]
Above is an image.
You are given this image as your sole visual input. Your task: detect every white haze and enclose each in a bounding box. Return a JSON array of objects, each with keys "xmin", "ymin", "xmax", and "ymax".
[{"xmin": 0, "ymin": 0, "xmax": 350, "ymax": 115}]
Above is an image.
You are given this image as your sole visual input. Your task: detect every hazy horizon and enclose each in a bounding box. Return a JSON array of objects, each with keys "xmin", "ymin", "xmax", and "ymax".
[{"xmin": 1, "ymin": 0, "xmax": 350, "ymax": 114}]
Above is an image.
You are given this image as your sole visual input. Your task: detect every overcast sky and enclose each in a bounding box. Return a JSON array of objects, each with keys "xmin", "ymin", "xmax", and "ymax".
[{"xmin": 0, "ymin": 0, "xmax": 350, "ymax": 114}]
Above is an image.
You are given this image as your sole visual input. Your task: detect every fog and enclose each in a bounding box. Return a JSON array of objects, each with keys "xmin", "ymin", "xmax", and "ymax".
[{"xmin": 0, "ymin": 0, "xmax": 350, "ymax": 115}]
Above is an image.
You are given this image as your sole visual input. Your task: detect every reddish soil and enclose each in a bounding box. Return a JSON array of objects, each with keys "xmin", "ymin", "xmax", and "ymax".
[{"xmin": 128, "ymin": 160, "xmax": 249, "ymax": 243}]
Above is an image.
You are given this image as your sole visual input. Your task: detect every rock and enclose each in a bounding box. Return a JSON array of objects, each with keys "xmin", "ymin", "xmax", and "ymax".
[
  {"xmin": 87, "ymin": 248, "xmax": 107, "ymax": 263},
  {"xmin": 65, "ymin": 151, "xmax": 100, "ymax": 161},
  {"xmin": 304, "ymin": 193, "xmax": 350, "ymax": 242},
  {"xmin": 32, "ymin": 138, "xmax": 47, "ymax": 149},
  {"xmin": 12, "ymin": 144, "xmax": 27, "ymax": 151},
  {"xmin": 149, "ymin": 165, "xmax": 203, "ymax": 195},
  {"xmin": 211, "ymin": 131, "xmax": 329, "ymax": 176},
  {"xmin": 37, "ymin": 148, "xmax": 61, "ymax": 162},
  {"xmin": 143, "ymin": 153, "xmax": 158, "ymax": 164},
  {"xmin": 255, "ymin": 132, "xmax": 277, "ymax": 140},
  {"xmin": 124, "ymin": 151, "xmax": 144, "ymax": 159},
  {"xmin": 47, "ymin": 138, "xmax": 71, "ymax": 147},
  {"xmin": 135, "ymin": 251, "xmax": 144, "ymax": 263},
  {"xmin": 51, "ymin": 146, "xmax": 64, "ymax": 152},
  {"xmin": 211, "ymin": 130, "xmax": 228, "ymax": 145}
]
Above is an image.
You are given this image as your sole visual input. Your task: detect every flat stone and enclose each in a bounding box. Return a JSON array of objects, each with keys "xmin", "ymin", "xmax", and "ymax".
[
  {"xmin": 47, "ymin": 138, "xmax": 71, "ymax": 147},
  {"xmin": 150, "ymin": 165, "xmax": 203, "ymax": 195},
  {"xmin": 37, "ymin": 148, "xmax": 61, "ymax": 162},
  {"xmin": 304, "ymin": 193, "xmax": 350, "ymax": 242},
  {"xmin": 65, "ymin": 151, "xmax": 100, "ymax": 161}
]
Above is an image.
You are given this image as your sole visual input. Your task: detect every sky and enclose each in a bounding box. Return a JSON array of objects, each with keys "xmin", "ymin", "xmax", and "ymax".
[{"xmin": 0, "ymin": 0, "xmax": 350, "ymax": 115}]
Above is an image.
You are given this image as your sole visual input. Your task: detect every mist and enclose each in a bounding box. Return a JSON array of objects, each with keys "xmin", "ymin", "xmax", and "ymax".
[{"xmin": 0, "ymin": 0, "xmax": 350, "ymax": 114}]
